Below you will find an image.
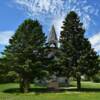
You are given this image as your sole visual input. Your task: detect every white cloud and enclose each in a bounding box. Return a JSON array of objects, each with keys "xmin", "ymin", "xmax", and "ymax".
[
  {"xmin": 95, "ymin": 45, "xmax": 100, "ymax": 52},
  {"xmin": 89, "ymin": 33, "xmax": 100, "ymax": 54},
  {"xmin": 14, "ymin": 0, "xmax": 64, "ymax": 15},
  {"xmin": 0, "ymin": 31, "xmax": 14, "ymax": 45},
  {"xmin": 14, "ymin": 0, "xmax": 100, "ymax": 31},
  {"xmin": 89, "ymin": 33, "xmax": 100, "ymax": 46}
]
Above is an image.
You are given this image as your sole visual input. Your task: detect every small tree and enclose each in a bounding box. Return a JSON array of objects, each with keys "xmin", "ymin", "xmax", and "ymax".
[
  {"xmin": 60, "ymin": 11, "xmax": 99, "ymax": 90},
  {"xmin": 0, "ymin": 58, "xmax": 10, "ymax": 83},
  {"xmin": 2, "ymin": 19, "xmax": 46, "ymax": 93}
]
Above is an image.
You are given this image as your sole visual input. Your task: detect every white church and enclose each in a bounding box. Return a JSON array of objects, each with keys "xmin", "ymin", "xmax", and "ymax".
[{"xmin": 46, "ymin": 25, "xmax": 68, "ymax": 88}]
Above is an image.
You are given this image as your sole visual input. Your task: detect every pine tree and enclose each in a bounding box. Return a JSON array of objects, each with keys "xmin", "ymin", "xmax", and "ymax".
[
  {"xmin": 60, "ymin": 11, "xmax": 99, "ymax": 90},
  {"xmin": 3, "ymin": 19, "xmax": 46, "ymax": 93}
]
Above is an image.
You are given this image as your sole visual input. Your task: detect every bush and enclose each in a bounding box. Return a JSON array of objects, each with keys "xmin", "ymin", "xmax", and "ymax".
[
  {"xmin": 92, "ymin": 73, "xmax": 100, "ymax": 83},
  {"xmin": 0, "ymin": 71, "xmax": 19, "ymax": 83}
]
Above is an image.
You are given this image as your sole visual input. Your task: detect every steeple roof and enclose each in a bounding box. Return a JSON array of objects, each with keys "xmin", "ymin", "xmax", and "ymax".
[{"xmin": 47, "ymin": 25, "xmax": 58, "ymax": 47}]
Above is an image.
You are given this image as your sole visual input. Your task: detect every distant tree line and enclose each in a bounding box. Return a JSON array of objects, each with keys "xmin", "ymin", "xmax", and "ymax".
[{"xmin": 0, "ymin": 11, "xmax": 99, "ymax": 93}]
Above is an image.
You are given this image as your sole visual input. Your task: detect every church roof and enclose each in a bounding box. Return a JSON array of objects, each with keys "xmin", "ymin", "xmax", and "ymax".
[{"xmin": 47, "ymin": 25, "xmax": 58, "ymax": 45}]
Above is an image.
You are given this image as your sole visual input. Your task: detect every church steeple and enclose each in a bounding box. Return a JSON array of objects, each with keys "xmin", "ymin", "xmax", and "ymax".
[{"xmin": 47, "ymin": 25, "xmax": 58, "ymax": 47}]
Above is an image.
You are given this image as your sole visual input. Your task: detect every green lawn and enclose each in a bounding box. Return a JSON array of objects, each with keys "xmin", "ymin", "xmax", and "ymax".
[{"xmin": 0, "ymin": 82, "xmax": 100, "ymax": 100}]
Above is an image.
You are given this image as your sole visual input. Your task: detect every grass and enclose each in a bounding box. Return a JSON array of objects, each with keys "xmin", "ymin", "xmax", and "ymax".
[{"xmin": 0, "ymin": 82, "xmax": 100, "ymax": 100}]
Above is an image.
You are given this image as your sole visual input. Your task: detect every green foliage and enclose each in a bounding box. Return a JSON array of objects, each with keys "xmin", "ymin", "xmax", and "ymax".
[
  {"xmin": 60, "ymin": 11, "xmax": 84, "ymax": 77},
  {"xmin": 92, "ymin": 72, "xmax": 100, "ymax": 83},
  {"xmin": 60, "ymin": 11, "xmax": 99, "ymax": 89},
  {"xmin": 2, "ymin": 19, "xmax": 46, "ymax": 92},
  {"xmin": 0, "ymin": 71, "xmax": 19, "ymax": 83}
]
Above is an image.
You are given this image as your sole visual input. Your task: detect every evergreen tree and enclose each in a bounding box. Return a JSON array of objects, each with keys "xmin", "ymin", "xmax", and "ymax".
[
  {"xmin": 60, "ymin": 11, "xmax": 99, "ymax": 90},
  {"xmin": 2, "ymin": 19, "xmax": 46, "ymax": 93}
]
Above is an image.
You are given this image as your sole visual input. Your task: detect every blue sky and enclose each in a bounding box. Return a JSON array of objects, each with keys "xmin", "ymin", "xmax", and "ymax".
[{"xmin": 0, "ymin": 0, "xmax": 100, "ymax": 55}]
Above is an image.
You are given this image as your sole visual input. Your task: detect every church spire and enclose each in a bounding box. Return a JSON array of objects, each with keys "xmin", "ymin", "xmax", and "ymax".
[{"xmin": 47, "ymin": 25, "xmax": 58, "ymax": 47}]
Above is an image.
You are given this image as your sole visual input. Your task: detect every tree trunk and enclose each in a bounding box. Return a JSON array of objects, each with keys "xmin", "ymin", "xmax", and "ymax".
[
  {"xmin": 76, "ymin": 76, "xmax": 81, "ymax": 90},
  {"xmin": 20, "ymin": 78, "xmax": 30, "ymax": 93},
  {"xmin": 20, "ymin": 78, "xmax": 24, "ymax": 93}
]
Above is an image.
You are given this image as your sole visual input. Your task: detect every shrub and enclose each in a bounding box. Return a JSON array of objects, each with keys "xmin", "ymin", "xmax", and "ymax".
[
  {"xmin": 0, "ymin": 71, "xmax": 19, "ymax": 83},
  {"xmin": 92, "ymin": 73, "xmax": 100, "ymax": 83}
]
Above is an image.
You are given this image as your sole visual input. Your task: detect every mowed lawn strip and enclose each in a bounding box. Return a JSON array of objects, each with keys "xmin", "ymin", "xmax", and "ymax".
[{"xmin": 0, "ymin": 82, "xmax": 100, "ymax": 100}]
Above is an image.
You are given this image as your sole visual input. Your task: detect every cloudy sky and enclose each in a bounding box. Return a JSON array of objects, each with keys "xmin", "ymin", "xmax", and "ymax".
[{"xmin": 0, "ymin": 0, "xmax": 100, "ymax": 55}]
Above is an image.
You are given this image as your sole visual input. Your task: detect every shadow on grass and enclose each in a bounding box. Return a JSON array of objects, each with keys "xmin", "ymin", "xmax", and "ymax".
[
  {"xmin": 67, "ymin": 88, "xmax": 100, "ymax": 92},
  {"xmin": 3, "ymin": 88, "xmax": 66, "ymax": 94},
  {"xmin": 3, "ymin": 87, "xmax": 100, "ymax": 94},
  {"xmin": 3, "ymin": 88, "xmax": 21, "ymax": 93}
]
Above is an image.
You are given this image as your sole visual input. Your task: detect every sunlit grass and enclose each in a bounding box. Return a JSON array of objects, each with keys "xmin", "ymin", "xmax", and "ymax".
[{"xmin": 0, "ymin": 82, "xmax": 100, "ymax": 100}]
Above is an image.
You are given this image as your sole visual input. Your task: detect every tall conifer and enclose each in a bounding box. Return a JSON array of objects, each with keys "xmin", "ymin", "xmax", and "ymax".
[{"xmin": 60, "ymin": 11, "xmax": 99, "ymax": 90}]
